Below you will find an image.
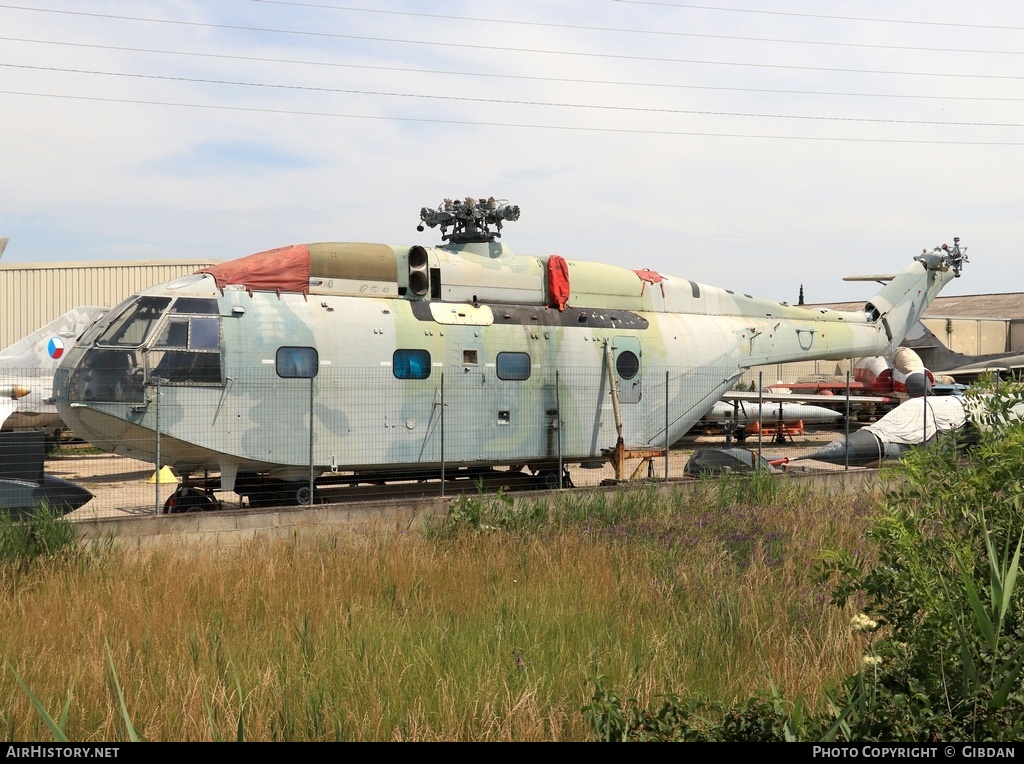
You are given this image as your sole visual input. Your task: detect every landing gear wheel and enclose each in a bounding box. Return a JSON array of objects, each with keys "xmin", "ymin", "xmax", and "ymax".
[
  {"xmin": 163, "ymin": 485, "xmax": 218, "ymax": 513},
  {"xmin": 296, "ymin": 485, "xmax": 317, "ymax": 506},
  {"xmin": 536, "ymin": 468, "xmax": 573, "ymax": 490}
]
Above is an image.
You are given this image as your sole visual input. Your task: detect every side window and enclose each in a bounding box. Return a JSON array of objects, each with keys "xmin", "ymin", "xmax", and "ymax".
[
  {"xmin": 496, "ymin": 352, "xmax": 531, "ymax": 381},
  {"xmin": 616, "ymin": 350, "xmax": 640, "ymax": 380},
  {"xmin": 189, "ymin": 317, "xmax": 220, "ymax": 350},
  {"xmin": 393, "ymin": 349, "xmax": 431, "ymax": 380},
  {"xmin": 149, "ymin": 315, "xmax": 223, "ymax": 385},
  {"xmin": 154, "ymin": 317, "xmax": 220, "ymax": 350},
  {"xmin": 277, "ymin": 346, "xmax": 318, "ymax": 378}
]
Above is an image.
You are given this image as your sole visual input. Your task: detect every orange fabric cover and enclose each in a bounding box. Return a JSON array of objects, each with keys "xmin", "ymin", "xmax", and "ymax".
[
  {"xmin": 197, "ymin": 244, "xmax": 312, "ymax": 294},
  {"xmin": 634, "ymin": 269, "xmax": 663, "ymax": 284},
  {"xmin": 547, "ymin": 255, "xmax": 570, "ymax": 311}
]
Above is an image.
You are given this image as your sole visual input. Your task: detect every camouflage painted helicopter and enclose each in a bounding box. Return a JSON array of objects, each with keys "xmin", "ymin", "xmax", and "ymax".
[{"xmin": 52, "ymin": 198, "xmax": 967, "ymax": 507}]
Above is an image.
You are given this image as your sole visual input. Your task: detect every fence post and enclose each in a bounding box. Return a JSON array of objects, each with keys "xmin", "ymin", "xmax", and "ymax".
[
  {"xmin": 556, "ymin": 370, "xmax": 563, "ymax": 489},
  {"xmin": 757, "ymin": 371, "xmax": 763, "ymax": 463},
  {"xmin": 154, "ymin": 377, "xmax": 161, "ymax": 515},
  {"xmin": 665, "ymin": 370, "xmax": 670, "ymax": 481},
  {"xmin": 440, "ymin": 371, "xmax": 445, "ymax": 498},
  {"xmin": 922, "ymin": 378, "xmax": 929, "ymax": 450},
  {"xmin": 845, "ymin": 370, "xmax": 851, "ymax": 471},
  {"xmin": 308, "ymin": 375, "xmax": 315, "ymax": 505}
]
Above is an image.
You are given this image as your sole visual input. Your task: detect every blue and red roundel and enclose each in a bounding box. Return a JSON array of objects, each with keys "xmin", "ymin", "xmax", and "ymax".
[{"xmin": 47, "ymin": 337, "xmax": 65, "ymax": 359}]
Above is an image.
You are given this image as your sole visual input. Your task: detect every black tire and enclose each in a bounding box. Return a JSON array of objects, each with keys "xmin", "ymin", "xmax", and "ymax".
[{"xmin": 163, "ymin": 487, "xmax": 217, "ymax": 513}]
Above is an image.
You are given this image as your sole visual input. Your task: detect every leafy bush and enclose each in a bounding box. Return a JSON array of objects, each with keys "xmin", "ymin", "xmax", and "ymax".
[{"xmin": 583, "ymin": 385, "xmax": 1024, "ymax": 741}]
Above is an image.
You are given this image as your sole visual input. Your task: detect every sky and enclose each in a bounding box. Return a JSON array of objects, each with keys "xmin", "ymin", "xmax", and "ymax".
[{"xmin": 1, "ymin": 1, "xmax": 1022, "ymax": 305}]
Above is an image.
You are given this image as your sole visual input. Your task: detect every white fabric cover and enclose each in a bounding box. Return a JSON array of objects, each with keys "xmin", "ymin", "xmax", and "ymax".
[{"xmin": 866, "ymin": 396, "xmax": 966, "ymax": 445}]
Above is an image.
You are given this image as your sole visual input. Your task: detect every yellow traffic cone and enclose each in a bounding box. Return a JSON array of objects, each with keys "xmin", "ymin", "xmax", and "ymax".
[{"xmin": 146, "ymin": 465, "xmax": 179, "ymax": 484}]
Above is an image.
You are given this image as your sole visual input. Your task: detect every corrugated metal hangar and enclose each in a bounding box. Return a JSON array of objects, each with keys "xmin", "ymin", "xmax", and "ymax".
[
  {"xmin": 1, "ymin": 259, "xmax": 218, "ymax": 349},
  {"xmin": 816, "ymin": 293, "xmax": 1024, "ymax": 358}
]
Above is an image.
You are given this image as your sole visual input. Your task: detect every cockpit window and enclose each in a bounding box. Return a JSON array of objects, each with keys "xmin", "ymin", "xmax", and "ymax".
[
  {"xmin": 153, "ymin": 316, "xmax": 220, "ymax": 350},
  {"xmin": 169, "ymin": 298, "xmax": 220, "ymax": 315},
  {"xmin": 149, "ymin": 314, "xmax": 222, "ymax": 385},
  {"xmin": 96, "ymin": 297, "xmax": 172, "ymax": 348},
  {"xmin": 189, "ymin": 317, "xmax": 220, "ymax": 349},
  {"xmin": 79, "ymin": 294, "xmax": 138, "ymax": 346}
]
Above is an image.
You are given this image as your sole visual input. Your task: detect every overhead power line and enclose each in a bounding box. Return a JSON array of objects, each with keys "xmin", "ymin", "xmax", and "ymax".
[
  {"xmin": 5, "ymin": 36, "xmax": 1024, "ymax": 103},
  {"xmin": 4, "ymin": 89, "xmax": 1024, "ymax": 145},
  {"xmin": 250, "ymin": 0, "xmax": 1024, "ymax": 56},
  {"xmin": 0, "ymin": 5, "xmax": 1016, "ymax": 80},
  {"xmin": 611, "ymin": 0, "xmax": 1024, "ymax": 31},
  {"xmin": 5, "ymin": 62, "xmax": 1022, "ymax": 128}
]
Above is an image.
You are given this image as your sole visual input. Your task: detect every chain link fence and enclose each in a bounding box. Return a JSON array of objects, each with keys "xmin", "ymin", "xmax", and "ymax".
[{"xmin": 1, "ymin": 361, "xmax": 963, "ymax": 521}]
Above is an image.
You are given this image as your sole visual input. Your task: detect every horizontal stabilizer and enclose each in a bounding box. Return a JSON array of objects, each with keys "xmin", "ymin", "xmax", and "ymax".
[{"xmin": 842, "ymin": 274, "xmax": 896, "ymax": 283}]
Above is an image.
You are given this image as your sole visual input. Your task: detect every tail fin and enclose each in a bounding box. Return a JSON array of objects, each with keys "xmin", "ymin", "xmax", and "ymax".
[
  {"xmin": 0, "ymin": 306, "xmax": 108, "ymax": 371},
  {"xmin": 863, "ymin": 239, "xmax": 966, "ymax": 355}
]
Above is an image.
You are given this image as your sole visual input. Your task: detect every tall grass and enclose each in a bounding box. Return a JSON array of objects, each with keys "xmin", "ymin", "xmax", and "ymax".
[
  {"xmin": 0, "ymin": 504, "xmax": 79, "ymax": 569},
  {"xmin": 0, "ymin": 477, "xmax": 879, "ymax": 741}
]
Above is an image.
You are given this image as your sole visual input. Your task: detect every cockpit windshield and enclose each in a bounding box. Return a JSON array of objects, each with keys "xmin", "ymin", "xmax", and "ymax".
[
  {"xmin": 96, "ymin": 296, "xmax": 173, "ymax": 348},
  {"xmin": 67, "ymin": 295, "xmax": 223, "ymax": 403}
]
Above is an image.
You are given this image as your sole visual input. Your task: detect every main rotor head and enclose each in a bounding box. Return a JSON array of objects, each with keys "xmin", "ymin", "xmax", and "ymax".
[{"xmin": 418, "ymin": 197, "xmax": 520, "ymax": 244}]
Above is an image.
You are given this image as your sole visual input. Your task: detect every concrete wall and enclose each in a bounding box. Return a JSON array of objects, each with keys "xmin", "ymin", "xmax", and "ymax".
[{"xmin": 70, "ymin": 469, "xmax": 890, "ymax": 552}]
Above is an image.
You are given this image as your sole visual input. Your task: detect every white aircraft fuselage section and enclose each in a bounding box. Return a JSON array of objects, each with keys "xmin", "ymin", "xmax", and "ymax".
[
  {"xmin": 1, "ymin": 306, "xmax": 108, "ymax": 431},
  {"xmin": 53, "ymin": 232, "xmax": 965, "ymax": 484}
]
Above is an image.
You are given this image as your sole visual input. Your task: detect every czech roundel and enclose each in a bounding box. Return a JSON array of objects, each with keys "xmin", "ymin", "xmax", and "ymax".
[{"xmin": 47, "ymin": 337, "xmax": 65, "ymax": 360}]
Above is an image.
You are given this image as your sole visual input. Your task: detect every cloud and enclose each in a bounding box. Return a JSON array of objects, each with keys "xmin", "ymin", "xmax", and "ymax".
[{"xmin": 0, "ymin": 1, "xmax": 1019, "ymax": 303}]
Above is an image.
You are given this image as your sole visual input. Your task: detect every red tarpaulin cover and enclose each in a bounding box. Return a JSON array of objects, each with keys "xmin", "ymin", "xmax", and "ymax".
[
  {"xmin": 634, "ymin": 268, "xmax": 664, "ymax": 297},
  {"xmin": 634, "ymin": 269, "xmax": 663, "ymax": 284},
  {"xmin": 197, "ymin": 244, "xmax": 312, "ymax": 294},
  {"xmin": 547, "ymin": 254, "xmax": 570, "ymax": 311}
]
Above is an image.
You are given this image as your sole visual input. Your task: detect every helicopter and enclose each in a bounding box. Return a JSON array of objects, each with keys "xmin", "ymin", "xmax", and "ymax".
[{"xmin": 52, "ymin": 197, "xmax": 967, "ymax": 508}]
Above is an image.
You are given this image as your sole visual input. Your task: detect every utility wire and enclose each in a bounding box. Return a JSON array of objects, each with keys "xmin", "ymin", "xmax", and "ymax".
[
  {"xmin": 0, "ymin": 5, "xmax": 1016, "ymax": 80},
  {"xmin": 250, "ymin": 0, "xmax": 1024, "ymax": 56},
  {"xmin": 5, "ymin": 62, "xmax": 1021, "ymax": 128},
  {"xmin": 612, "ymin": 0, "xmax": 1024, "ymax": 31},
  {"xmin": 4, "ymin": 36, "xmax": 1022, "ymax": 102},
  {"xmin": 4, "ymin": 89, "xmax": 1023, "ymax": 145}
]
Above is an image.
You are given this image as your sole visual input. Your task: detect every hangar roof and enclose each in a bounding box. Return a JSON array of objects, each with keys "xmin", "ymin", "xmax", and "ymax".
[{"xmin": 812, "ymin": 293, "xmax": 1024, "ymax": 321}]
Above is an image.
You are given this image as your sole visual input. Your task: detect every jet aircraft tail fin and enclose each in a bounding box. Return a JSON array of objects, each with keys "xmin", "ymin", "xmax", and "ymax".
[
  {"xmin": 0, "ymin": 306, "xmax": 108, "ymax": 371},
  {"xmin": 1, "ymin": 306, "xmax": 109, "ymax": 431}
]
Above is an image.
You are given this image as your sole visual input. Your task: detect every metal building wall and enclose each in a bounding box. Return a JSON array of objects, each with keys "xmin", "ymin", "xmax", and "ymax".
[
  {"xmin": 920, "ymin": 317, "xmax": 1010, "ymax": 356},
  {"xmin": 1011, "ymin": 320, "xmax": 1024, "ymax": 353},
  {"xmin": 0, "ymin": 260, "xmax": 217, "ymax": 348}
]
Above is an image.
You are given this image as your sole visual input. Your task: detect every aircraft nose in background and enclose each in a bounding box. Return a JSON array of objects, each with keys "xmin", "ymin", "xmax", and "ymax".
[{"xmin": 903, "ymin": 371, "xmax": 930, "ymax": 397}]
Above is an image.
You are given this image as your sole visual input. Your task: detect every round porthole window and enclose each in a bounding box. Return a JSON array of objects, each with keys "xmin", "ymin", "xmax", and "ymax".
[{"xmin": 616, "ymin": 350, "xmax": 639, "ymax": 380}]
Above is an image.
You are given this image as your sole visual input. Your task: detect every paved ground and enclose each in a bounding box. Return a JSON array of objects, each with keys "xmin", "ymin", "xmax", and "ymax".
[{"xmin": 46, "ymin": 424, "xmax": 859, "ymax": 522}]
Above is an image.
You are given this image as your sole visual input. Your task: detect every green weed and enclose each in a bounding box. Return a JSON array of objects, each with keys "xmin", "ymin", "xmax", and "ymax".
[
  {"xmin": 583, "ymin": 385, "xmax": 1024, "ymax": 742},
  {"xmin": 0, "ymin": 503, "xmax": 78, "ymax": 569}
]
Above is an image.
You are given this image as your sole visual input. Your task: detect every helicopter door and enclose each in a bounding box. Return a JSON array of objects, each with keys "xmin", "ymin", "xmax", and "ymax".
[
  {"xmin": 612, "ymin": 336, "xmax": 642, "ymax": 404},
  {"xmin": 449, "ymin": 341, "xmax": 486, "ymax": 459}
]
